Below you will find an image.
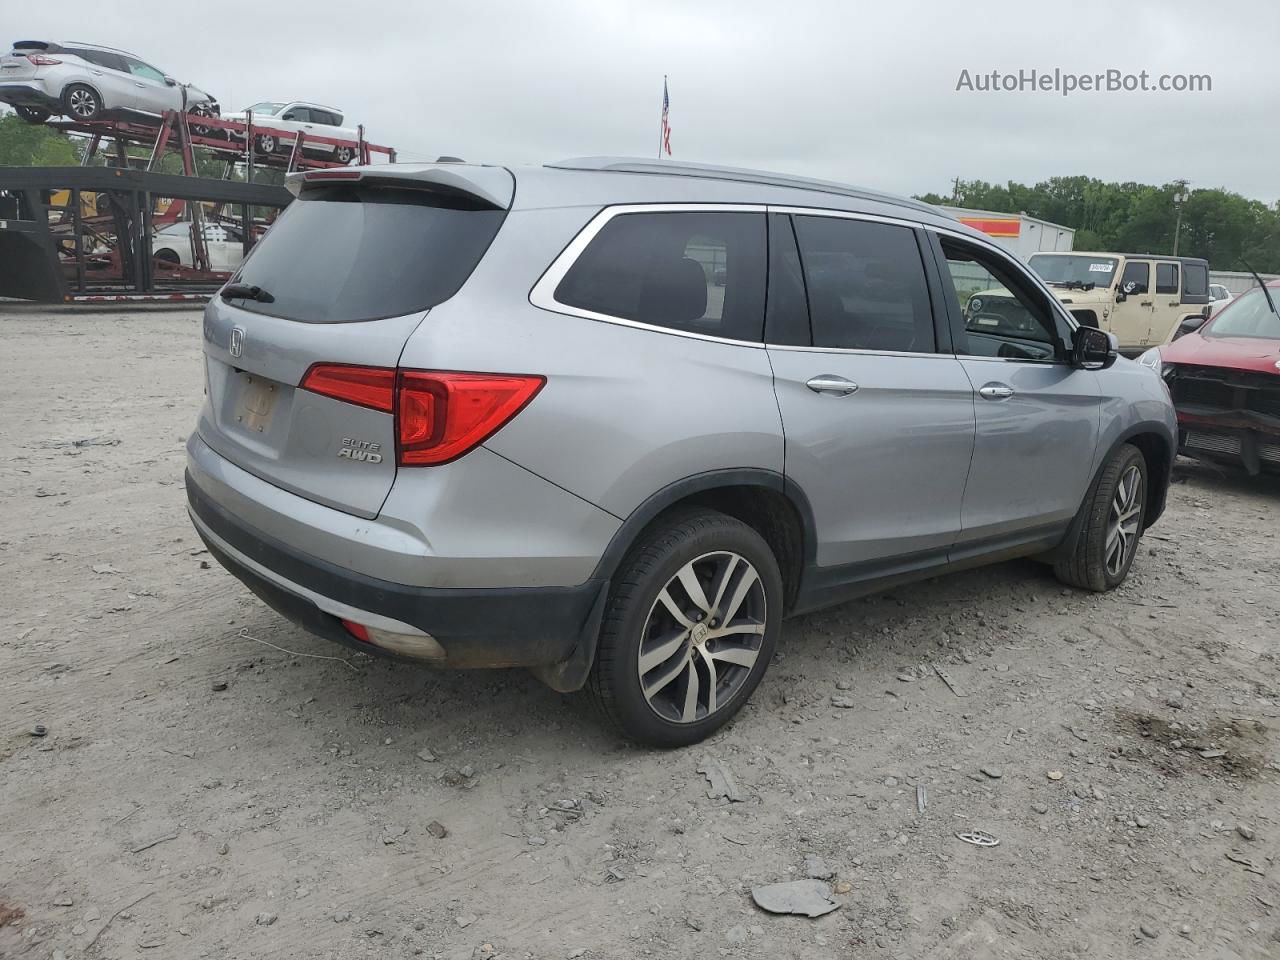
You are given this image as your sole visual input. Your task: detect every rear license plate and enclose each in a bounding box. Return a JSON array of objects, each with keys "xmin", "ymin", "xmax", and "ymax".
[{"xmin": 236, "ymin": 373, "xmax": 279, "ymax": 433}]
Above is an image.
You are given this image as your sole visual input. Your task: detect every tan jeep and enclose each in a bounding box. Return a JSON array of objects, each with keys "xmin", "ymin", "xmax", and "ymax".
[{"xmin": 1026, "ymin": 252, "xmax": 1211, "ymax": 352}]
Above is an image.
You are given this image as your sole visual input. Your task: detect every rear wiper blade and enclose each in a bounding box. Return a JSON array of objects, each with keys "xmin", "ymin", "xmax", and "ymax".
[{"xmin": 220, "ymin": 282, "xmax": 274, "ymax": 303}]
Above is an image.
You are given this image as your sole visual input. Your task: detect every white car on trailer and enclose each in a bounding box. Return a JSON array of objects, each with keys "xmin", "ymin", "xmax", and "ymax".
[{"xmin": 223, "ymin": 101, "xmax": 360, "ymax": 164}]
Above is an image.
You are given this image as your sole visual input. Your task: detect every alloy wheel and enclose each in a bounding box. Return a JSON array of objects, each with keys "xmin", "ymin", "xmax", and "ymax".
[
  {"xmin": 69, "ymin": 89, "xmax": 97, "ymax": 119},
  {"xmin": 636, "ymin": 551, "xmax": 767, "ymax": 724},
  {"xmin": 1105, "ymin": 464, "xmax": 1143, "ymax": 577}
]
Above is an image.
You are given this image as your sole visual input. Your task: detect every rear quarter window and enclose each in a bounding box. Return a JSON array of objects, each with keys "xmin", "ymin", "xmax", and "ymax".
[
  {"xmin": 1182, "ymin": 262, "xmax": 1208, "ymax": 298},
  {"xmin": 229, "ymin": 182, "xmax": 506, "ymax": 323},
  {"xmin": 553, "ymin": 210, "xmax": 767, "ymax": 342}
]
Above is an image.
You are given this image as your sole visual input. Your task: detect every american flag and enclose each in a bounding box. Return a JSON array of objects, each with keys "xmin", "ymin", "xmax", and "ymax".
[{"xmin": 659, "ymin": 77, "xmax": 672, "ymax": 158}]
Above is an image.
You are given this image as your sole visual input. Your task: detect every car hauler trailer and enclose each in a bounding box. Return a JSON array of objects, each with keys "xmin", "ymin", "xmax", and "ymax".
[
  {"xmin": 0, "ymin": 165, "xmax": 291, "ymax": 302},
  {"xmin": 0, "ymin": 102, "xmax": 400, "ymax": 303}
]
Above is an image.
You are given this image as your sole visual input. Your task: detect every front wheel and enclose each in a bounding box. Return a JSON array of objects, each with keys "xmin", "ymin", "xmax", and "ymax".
[
  {"xmin": 334, "ymin": 144, "xmax": 355, "ymax": 164},
  {"xmin": 188, "ymin": 103, "xmax": 219, "ymax": 137},
  {"xmin": 588, "ymin": 509, "xmax": 782, "ymax": 746},
  {"xmin": 1055, "ymin": 443, "xmax": 1147, "ymax": 591}
]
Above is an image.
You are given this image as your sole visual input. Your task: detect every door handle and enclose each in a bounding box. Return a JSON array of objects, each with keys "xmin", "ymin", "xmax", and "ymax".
[
  {"xmin": 135, "ymin": 82, "xmax": 146, "ymax": 87},
  {"xmin": 806, "ymin": 375, "xmax": 858, "ymax": 397},
  {"xmin": 1140, "ymin": 299, "xmax": 1153, "ymax": 306},
  {"xmin": 91, "ymin": 70, "xmax": 104, "ymax": 76},
  {"xmin": 978, "ymin": 383, "xmax": 1015, "ymax": 401}
]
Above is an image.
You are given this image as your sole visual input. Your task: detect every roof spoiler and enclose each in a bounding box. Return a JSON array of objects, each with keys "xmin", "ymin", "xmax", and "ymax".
[
  {"xmin": 286, "ymin": 164, "xmax": 514, "ymax": 210},
  {"xmin": 12, "ymin": 40, "xmax": 54, "ymax": 50}
]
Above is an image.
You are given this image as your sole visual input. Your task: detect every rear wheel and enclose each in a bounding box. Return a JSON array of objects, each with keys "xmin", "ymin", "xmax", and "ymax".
[
  {"xmin": 588, "ymin": 509, "xmax": 782, "ymax": 746},
  {"xmin": 1055, "ymin": 444, "xmax": 1147, "ymax": 591},
  {"xmin": 153, "ymin": 248, "xmax": 181, "ymax": 267},
  {"xmin": 63, "ymin": 83, "xmax": 102, "ymax": 121},
  {"xmin": 335, "ymin": 144, "xmax": 355, "ymax": 164},
  {"xmin": 15, "ymin": 104, "xmax": 51, "ymax": 124}
]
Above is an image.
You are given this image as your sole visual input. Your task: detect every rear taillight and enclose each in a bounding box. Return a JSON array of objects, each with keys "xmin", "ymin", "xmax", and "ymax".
[
  {"xmin": 26, "ymin": 55, "xmax": 61, "ymax": 65},
  {"xmin": 299, "ymin": 364, "xmax": 395, "ymax": 413},
  {"xmin": 297, "ymin": 365, "xmax": 544, "ymax": 466},
  {"xmin": 397, "ymin": 371, "xmax": 545, "ymax": 466}
]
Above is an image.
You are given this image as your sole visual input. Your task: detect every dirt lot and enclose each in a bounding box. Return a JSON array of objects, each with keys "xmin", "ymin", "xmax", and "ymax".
[{"xmin": 1, "ymin": 306, "xmax": 1278, "ymax": 960}]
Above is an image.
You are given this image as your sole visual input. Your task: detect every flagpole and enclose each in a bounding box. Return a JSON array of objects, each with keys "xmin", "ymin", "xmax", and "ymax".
[{"xmin": 657, "ymin": 75, "xmax": 666, "ymax": 159}]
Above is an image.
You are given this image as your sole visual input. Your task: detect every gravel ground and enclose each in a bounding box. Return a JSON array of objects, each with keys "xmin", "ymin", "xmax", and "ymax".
[{"xmin": 1, "ymin": 307, "xmax": 1278, "ymax": 960}]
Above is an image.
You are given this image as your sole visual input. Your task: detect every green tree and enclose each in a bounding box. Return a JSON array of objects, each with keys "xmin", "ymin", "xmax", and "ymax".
[
  {"xmin": 919, "ymin": 176, "xmax": 1280, "ymax": 272},
  {"xmin": 0, "ymin": 112, "xmax": 81, "ymax": 165}
]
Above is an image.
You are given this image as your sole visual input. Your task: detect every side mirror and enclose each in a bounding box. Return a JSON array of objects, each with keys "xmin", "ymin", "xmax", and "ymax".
[
  {"xmin": 163, "ymin": 76, "xmax": 177, "ymax": 86},
  {"xmin": 1072, "ymin": 325, "xmax": 1118, "ymax": 369},
  {"xmin": 1115, "ymin": 289, "xmax": 1127, "ymax": 303},
  {"xmin": 1173, "ymin": 314, "xmax": 1208, "ymax": 341}
]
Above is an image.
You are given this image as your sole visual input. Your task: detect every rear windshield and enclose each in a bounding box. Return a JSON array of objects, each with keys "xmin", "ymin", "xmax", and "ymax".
[{"xmin": 229, "ymin": 182, "xmax": 505, "ymax": 323}]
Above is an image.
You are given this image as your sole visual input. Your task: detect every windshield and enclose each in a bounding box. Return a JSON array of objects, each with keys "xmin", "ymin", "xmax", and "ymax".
[
  {"xmin": 245, "ymin": 101, "xmax": 284, "ymax": 115},
  {"xmin": 1203, "ymin": 286, "xmax": 1280, "ymax": 340},
  {"xmin": 230, "ymin": 182, "xmax": 506, "ymax": 323},
  {"xmin": 1029, "ymin": 254, "xmax": 1119, "ymax": 289}
]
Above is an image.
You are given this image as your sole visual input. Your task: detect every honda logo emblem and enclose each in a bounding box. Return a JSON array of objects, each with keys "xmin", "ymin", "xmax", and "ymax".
[{"xmin": 229, "ymin": 327, "xmax": 245, "ymax": 358}]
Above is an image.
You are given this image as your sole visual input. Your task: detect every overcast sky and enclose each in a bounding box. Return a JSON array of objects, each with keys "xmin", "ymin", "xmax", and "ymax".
[{"xmin": 7, "ymin": 0, "xmax": 1279, "ymax": 203}]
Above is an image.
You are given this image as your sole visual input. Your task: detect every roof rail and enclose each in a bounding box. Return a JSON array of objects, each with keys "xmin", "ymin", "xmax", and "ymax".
[
  {"xmin": 62, "ymin": 41, "xmax": 138, "ymax": 56},
  {"xmin": 547, "ymin": 156, "xmax": 939, "ymax": 216}
]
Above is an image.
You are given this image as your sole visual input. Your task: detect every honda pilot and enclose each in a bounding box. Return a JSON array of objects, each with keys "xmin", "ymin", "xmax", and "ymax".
[{"xmin": 186, "ymin": 158, "xmax": 1177, "ymax": 746}]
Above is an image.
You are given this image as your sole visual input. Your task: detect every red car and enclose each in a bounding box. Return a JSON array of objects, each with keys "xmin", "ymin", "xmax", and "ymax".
[{"xmin": 1144, "ymin": 280, "xmax": 1280, "ymax": 475}]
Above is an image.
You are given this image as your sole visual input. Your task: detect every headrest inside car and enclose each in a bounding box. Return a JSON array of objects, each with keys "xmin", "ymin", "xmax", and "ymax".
[{"xmin": 639, "ymin": 256, "xmax": 708, "ymax": 325}]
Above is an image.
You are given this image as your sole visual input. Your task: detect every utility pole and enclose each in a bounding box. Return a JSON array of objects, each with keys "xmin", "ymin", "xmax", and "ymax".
[
  {"xmin": 1172, "ymin": 179, "xmax": 1190, "ymax": 256},
  {"xmin": 951, "ymin": 176, "xmax": 961, "ymax": 204}
]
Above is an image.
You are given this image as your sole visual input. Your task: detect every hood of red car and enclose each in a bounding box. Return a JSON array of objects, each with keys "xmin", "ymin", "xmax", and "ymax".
[{"xmin": 1162, "ymin": 332, "xmax": 1280, "ymax": 375}]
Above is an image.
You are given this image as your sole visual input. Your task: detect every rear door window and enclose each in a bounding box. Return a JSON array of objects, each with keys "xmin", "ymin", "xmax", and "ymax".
[
  {"xmin": 554, "ymin": 211, "xmax": 767, "ymax": 342},
  {"xmin": 1156, "ymin": 262, "xmax": 1180, "ymax": 295},
  {"xmin": 282, "ymin": 106, "xmax": 312, "ymax": 122},
  {"xmin": 74, "ymin": 49, "xmax": 128, "ymax": 72},
  {"xmin": 792, "ymin": 215, "xmax": 935, "ymax": 352},
  {"xmin": 229, "ymin": 182, "xmax": 506, "ymax": 323}
]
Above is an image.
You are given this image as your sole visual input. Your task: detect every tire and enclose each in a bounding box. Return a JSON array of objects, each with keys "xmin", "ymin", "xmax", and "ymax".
[
  {"xmin": 254, "ymin": 134, "xmax": 277, "ymax": 155},
  {"xmin": 15, "ymin": 104, "xmax": 51, "ymax": 124},
  {"xmin": 63, "ymin": 83, "xmax": 102, "ymax": 121},
  {"xmin": 153, "ymin": 248, "xmax": 181, "ymax": 266},
  {"xmin": 1054, "ymin": 444, "xmax": 1147, "ymax": 592},
  {"xmin": 335, "ymin": 144, "xmax": 355, "ymax": 164},
  {"xmin": 587, "ymin": 509, "xmax": 783, "ymax": 747},
  {"xmin": 188, "ymin": 104, "xmax": 217, "ymax": 138}
]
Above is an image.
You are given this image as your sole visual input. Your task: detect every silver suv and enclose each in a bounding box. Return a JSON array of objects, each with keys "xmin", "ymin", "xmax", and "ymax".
[
  {"xmin": 0, "ymin": 40, "xmax": 218, "ymax": 126},
  {"xmin": 186, "ymin": 158, "xmax": 1176, "ymax": 746}
]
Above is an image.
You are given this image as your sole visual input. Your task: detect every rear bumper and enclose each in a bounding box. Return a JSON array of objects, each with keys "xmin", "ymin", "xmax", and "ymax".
[
  {"xmin": 187, "ymin": 470, "xmax": 608, "ymax": 672},
  {"xmin": 0, "ymin": 81, "xmax": 59, "ymax": 109}
]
